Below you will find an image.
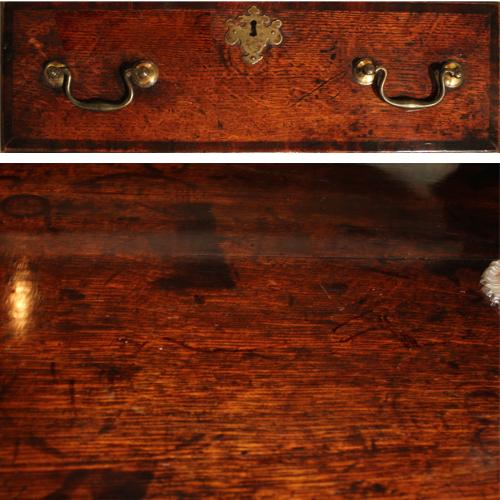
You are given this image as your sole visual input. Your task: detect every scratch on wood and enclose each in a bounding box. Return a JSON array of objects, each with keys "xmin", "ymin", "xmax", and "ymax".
[
  {"xmin": 319, "ymin": 283, "xmax": 332, "ymax": 299},
  {"xmin": 26, "ymin": 435, "xmax": 65, "ymax": 458},
  {"xmin": 293, "ymin": 70, "xmax": 347, "ymax": 106},
  {"xmin": 162, "ymin": 336, "xmax": 276, "ymax": 360}
]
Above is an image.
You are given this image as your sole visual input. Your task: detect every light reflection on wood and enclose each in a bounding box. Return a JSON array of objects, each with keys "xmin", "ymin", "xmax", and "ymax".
[{"xmin": 7, "ymin": 258, "xmax": 37, "ymax": 335}]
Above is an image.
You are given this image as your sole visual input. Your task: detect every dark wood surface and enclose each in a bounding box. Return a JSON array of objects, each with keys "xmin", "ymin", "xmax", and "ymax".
[
  {"xmin": 2, "ymin": 2, "xmax": 498, "ymax": 152},
  {"xmin": 0, "ymin": 164, "xmax": 498, "ymax": 499}
]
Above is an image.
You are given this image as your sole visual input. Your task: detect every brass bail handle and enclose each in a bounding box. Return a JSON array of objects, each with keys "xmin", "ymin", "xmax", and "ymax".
[
  {"xmin": 353, "ymin": 58, "xmax": 464, "ymax": 110},
  {"xmin": 43, "ymin": 60, "xmax": 159, "ymax": 112}
]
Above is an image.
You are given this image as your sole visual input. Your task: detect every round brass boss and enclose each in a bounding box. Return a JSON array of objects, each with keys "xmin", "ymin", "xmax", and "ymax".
[
  {"xmin": 442, "ymin": 61, "xmax": 464, "ymax": 89},
  {"xmin": 44, "ymin": 61, "xmax": 67, "ymax": 88},
  {"xmin": 131, "ymin": 61, "xmax": 159, "ymax": 88},
  {"xmin": 353, "ymin": 58, "xmax": 377, "ymax": 86}
]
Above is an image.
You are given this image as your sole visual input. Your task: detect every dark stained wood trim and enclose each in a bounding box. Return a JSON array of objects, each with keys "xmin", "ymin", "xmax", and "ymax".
[
  {"xmin": 6, "ymin": 2, "xmax": 499, "ymax": 15},
  {"xmin": 488, "ymin": 7, "xmax": 499, "ymax": 148},
  {"xmin": 2, "ymin": 138, "xmax": 496, "ymax": 153},
  {"xmin": 1, "ymin": 2, "xmax": 14, "ymax": 152}
]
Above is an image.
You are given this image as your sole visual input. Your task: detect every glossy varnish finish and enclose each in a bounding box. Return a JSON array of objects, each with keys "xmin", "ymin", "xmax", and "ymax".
[
  {"xmin": 2, "ymin": 2, "xmax": 499, "ymax": 152},
  {"xmin": 0, "ymin": 165, "xmax": 498, "ymax": 499}
]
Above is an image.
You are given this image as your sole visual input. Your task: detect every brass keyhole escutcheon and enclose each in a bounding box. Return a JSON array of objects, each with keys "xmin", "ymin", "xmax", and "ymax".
[{"xmin": 225, "ymin": 6, "xmax": 283, "ymax": 65}]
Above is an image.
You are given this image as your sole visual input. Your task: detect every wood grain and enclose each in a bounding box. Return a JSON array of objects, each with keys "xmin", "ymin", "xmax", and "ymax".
[
  {"xmin": 2, "ymin": 2, "xmax": 498, "ymax": 152},
  {"xmin": 0, "ymin": 164, "xmax": 498, "ymax": 499}
]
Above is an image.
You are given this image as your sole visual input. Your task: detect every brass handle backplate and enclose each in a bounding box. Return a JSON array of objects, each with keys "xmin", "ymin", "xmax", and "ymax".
[
  {"xmin": 353, "ymin": 58, "xmax": 464, "ymax": 110},
  {"xmin": 43, "ymin": 60, "xmax": 159, "ymax": 112}
]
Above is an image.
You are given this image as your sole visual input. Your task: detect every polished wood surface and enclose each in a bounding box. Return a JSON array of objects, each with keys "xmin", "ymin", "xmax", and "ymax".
[
  {"xmin": 0, "ymin": 164, "xmax": 498, "ymax": 499},
  {"xmin": 2, "ymin": 2, "xmax": 498, "ymax": 152}
]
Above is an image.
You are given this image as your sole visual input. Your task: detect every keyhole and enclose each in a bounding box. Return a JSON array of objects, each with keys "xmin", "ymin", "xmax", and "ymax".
[{"xmin": 249, "ymin": 20, "xmax": 257, "ymax": 37}]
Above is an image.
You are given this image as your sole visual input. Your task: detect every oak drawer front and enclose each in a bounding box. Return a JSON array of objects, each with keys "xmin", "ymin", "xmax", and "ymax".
[{"xmin": 2, "ymin": 2, "xmax": 498, "ymax": 152}]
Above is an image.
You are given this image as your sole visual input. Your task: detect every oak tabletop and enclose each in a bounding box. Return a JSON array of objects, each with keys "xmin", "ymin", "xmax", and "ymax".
[{"xmin": 0, "ymin": 164, "xmax": 498, "ymax": 499}]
